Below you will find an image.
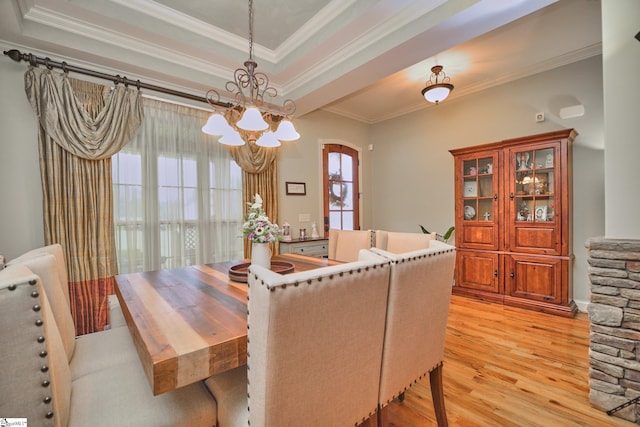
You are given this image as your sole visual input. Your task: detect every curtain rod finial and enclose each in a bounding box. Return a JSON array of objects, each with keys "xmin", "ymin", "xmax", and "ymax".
[{"xmin": 3, "ymin": 49, "xmax": 24, "ymax": 62}]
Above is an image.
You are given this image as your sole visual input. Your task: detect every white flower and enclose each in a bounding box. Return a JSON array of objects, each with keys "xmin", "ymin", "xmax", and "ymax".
[
  {"xmin": 251, "ymin": 193, "xmax": 263, "ymax": 209},
  {"xmin": 242, "ymin": 193, "xmax": 280, "ymax": 243}
]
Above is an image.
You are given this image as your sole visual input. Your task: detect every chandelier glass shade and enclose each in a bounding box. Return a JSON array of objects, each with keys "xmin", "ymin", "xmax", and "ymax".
[
  {"xmin": 201, "ymin": 0, "xmax": 299, "ymax": 147},
  {"xmin": 421, "ymin": 65, "xmax": 454, "ymax": 104}
]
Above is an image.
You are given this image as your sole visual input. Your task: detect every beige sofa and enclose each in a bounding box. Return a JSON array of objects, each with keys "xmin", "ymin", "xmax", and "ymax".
[
  {"xmin": 1, "ymin": 246, "xmax": 217, "ymax": 426},
  {"xmin": 7, "ymin": 245, "xmax": 137, "ymax": 377},
  {"xmin": 206, "ymin": 241, "xmax": 456, "ymax": 426}
]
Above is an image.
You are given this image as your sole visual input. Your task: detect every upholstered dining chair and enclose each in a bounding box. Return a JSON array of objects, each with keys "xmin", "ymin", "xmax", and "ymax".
[
  {"xmin": 371, "ymin": 240, "xmax": 456, "ymax": 427},
  {"xmin": 327, "ymin": 228, "xmax": 373, "ymax": 262},
  {"xmin": 374, "ymin": 230, "xmax": 437, "ymax": 254},
  {"xmin": 205, "ymin": 251, "xmax": 391, "ymax": 427}
]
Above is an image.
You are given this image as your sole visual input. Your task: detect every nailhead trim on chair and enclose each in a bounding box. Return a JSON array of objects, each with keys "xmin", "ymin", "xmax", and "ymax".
[
  {"xmin": 385, "ymin": 357, "xmax": 446, "ymax": 404},
  {"xmin": 254, "ymin": 263, "xmax": 389, "ymax": 291},
  {"xmin": 391, "ymin": 248, "xmax": 455, "ymax": 265},
  {"xmin": 26, "ymin": 277, "xmax": 55, "ymax": 423}
]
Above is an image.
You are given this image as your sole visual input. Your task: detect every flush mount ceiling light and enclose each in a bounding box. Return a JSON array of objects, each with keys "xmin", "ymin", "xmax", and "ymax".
[
  {"xmin": 201, "ymin": 0, "xmax": 300, "ymax": 147},
  {"xmin": 421, "ymin": 65, "xmax": 454, "ymax": 104}
]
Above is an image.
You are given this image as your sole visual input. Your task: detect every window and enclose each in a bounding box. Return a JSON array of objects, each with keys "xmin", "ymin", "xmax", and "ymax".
[
  {"xmin": 112, "ymin": 98, "xmax": 243, "ymax": 273},
  {"xmin": 322, "ymin": 144, "xmax": 360, "ymax": 233}
]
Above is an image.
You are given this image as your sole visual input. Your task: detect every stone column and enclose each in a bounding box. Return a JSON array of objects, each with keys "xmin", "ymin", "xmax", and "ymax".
[{"xmin": 587, "ymin": 237, "xmax": 640, "ymax": 423}]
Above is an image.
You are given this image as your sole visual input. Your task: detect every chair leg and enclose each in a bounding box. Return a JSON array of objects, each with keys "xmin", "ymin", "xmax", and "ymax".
[{"xmin": 430, "ymin": 363, "xmax": 448, "ymax": 427}]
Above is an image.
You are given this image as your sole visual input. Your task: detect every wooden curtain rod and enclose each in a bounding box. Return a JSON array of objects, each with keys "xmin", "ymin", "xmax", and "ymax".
[{"xmin": 3, "ymin": 49, "xmax": 231, "ymax": 109}]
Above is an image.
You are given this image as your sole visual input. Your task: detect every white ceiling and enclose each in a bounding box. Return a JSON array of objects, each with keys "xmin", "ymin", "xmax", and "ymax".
[{"xmin": 0, "ymin": 0, "xmax": 602, "ymax": 123}]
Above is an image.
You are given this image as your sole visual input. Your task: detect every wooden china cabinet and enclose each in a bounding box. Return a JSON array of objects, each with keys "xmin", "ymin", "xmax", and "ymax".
[{"xmin": 450, "ymin": 129, "xmax": 577, "ymax": 317}]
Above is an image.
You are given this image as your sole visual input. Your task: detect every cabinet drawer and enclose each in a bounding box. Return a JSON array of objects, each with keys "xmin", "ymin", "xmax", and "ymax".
[
  {"xmin": 279, "ymin": 239, "xmax": 329, "ymax": 258},
  {"xmin": 290, "ymin": 243, "xmax": 328, "ymax": 257}
]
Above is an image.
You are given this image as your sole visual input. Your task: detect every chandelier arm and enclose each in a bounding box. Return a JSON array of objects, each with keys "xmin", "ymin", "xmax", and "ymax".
[
  {"xmin": 205, "ymin": 89, "xmax": 223, "ymax": 109},
  {"xmin": 282, "ymin": 99, "xmax": 296, "ymax": 116},
  {"xmin": 253, "ymin": 71, "xmax": 277, "ymax": 105}
]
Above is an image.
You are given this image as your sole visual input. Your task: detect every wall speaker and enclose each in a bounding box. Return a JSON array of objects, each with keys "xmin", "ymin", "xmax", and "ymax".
[{"xmin": 559, "ymin": 104, "xmax": 585, "ymax": 120}]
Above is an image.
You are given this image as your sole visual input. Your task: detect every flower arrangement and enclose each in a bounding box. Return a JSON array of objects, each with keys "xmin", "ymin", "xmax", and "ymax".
[{"xmin": 242, "ymin": 194, "xmax": 280, "ymax": 243}]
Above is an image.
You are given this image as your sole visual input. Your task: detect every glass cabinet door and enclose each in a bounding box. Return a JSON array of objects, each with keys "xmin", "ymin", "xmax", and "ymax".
[
  {"xmin": 462, "ymin": 157, "xmax": 495, "ymax": 223},
  {"xmin": 513, "ymin": 147, "xmax": 555, "ymax": 223}
]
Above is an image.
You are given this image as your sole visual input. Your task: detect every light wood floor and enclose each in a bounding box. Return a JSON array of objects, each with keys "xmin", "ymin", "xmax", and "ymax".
[{"xmin": 384, "ymin": 295, "xmax": 635, "ymax": 427}]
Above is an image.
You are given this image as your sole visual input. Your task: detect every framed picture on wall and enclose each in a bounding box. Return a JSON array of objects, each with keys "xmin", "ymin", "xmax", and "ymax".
[{"xmin": 286, "ymin": 182, "xmax": 306, "ymax": 195}]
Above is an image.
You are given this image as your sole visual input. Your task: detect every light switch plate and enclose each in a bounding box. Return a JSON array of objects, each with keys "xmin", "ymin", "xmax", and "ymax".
[{"xmin": 299, "ymin": 213, "xmax": 311, "ymax": 222}]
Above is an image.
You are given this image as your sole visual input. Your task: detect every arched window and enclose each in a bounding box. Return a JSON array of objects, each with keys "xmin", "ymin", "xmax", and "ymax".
[{"xmin": 322, "ymin": 144, "xmax": 360, "ymax": 235}]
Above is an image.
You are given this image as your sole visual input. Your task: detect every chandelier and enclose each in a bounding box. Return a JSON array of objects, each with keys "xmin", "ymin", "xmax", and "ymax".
[
  {"xmin": 201, "ymin": 0, "xmax": 300, "ymax": 147},
  {"xmin": 421, "ymin": 65, "xmax": 454, "ymax": 104}
]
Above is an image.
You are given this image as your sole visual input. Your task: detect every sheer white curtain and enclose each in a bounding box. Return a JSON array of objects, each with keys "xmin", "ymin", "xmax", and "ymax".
[{"xmin": 112, "ymin": 97, "xmax": 243, "ymax": 273}]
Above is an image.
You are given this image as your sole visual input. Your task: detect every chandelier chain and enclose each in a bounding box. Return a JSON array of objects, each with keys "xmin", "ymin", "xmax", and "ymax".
[{"xmin": 248, "ymin": 0, "xmax": 254, "ymax": 61}]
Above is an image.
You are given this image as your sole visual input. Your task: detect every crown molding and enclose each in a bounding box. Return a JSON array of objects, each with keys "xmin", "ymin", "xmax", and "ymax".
[
  {"xmin": 109, "ymin": 0, "xmax": 275, "ymax": 63},
  {"xmin": 457, "ymin": 43, "xmax": 602, "ymax": 98},
  {"xmin": 273, "ymin": 0, "xmax": 359, "ymax": 62},
  {"xmin": 22, "ymin": 5, "xmax": 235, "ymax": 79}
]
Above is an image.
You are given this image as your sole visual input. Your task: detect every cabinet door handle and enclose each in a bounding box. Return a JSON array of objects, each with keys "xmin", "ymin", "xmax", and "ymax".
[
  {"xmin": 510, "ymin": 272, "xmax": 515, "ymax": 278},
  {"xmin": 494, "ymin": 270, "xmax": 498, "ymax": 277},
  {"xmin": 509, "ymin": 193, "xmax": 514, "ymax": 200},
  {"xmin": 494, "ymin": 194, "xmax": 498, "ymax": 200}
]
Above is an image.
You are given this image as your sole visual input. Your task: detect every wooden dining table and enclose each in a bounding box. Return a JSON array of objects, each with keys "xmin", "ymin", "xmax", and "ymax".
[{"xmin": 115, "ymin": 253, "xmax": 339, "ymax": 395}]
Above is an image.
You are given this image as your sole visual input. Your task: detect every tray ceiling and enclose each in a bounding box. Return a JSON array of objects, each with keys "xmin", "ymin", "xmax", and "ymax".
[{"xmin": 1, "ymin": 0, "xmax": 601, "ymax": 122}]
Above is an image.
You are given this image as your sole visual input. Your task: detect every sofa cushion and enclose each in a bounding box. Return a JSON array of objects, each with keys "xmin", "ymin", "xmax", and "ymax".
[
  {"xmin": 70, "ymin": 326, "xmax": 139, "ymax": 380},
  {"xmin": 69, "ymin": 361, "xmax": 217, "ymax": 427},
  {"xmin": 107, "ymin": 293, "xmax": 127, "ymax": 329}
]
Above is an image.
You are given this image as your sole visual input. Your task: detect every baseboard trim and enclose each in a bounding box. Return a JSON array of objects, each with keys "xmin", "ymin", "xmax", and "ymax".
[{"xmin": 574, "ymin": 299, "xmax": 589, "ymax": 313}]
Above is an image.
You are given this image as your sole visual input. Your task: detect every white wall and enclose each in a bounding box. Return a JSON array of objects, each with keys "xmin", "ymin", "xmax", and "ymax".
[
  {"xmin": 0, "ymin": 56, "xmax": 44, "ymax": 259},
  {"xmin": 602, "ymin": 0, "xmax": 640, "ymax": 239},
  {"xmin": 368, "ymin": 56, "xmax": 606, "ymax": 308}
]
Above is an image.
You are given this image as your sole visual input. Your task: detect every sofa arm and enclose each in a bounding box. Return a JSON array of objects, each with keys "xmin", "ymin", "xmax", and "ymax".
[{"xmin": 0, "ymin": 264, "xmax": 72, "ymax": 427}]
